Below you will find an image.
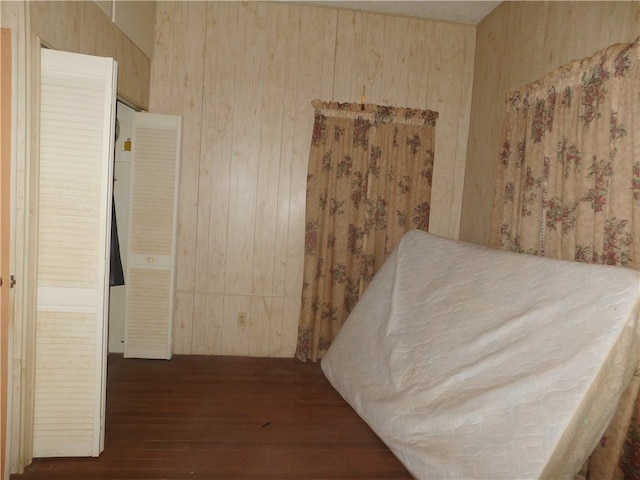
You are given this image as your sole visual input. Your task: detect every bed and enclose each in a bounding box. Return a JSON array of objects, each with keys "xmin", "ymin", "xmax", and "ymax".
[{"xmin": 321, "ymin": 230, "xmax": 640, "ymax": 479}]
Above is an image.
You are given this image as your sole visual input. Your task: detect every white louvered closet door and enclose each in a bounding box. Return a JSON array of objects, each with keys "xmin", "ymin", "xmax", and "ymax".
[
  {"xmin": 124, "ymin": 113, "xmax": 181, "ymax": 359},
  {"xmin": 35, "ymin": 49, "xmax": 116, "ymax": 457}
]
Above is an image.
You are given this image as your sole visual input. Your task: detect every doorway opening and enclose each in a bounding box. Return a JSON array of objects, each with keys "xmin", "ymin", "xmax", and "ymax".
[{"xmin": 108, "ymin": 100, "xmax": 135, "ymax": 354}]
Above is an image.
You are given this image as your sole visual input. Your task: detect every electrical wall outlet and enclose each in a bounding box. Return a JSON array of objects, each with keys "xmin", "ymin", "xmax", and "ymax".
[{"xmin": 238, "ymin": 312, "xmax": 247, "ymax": 327}]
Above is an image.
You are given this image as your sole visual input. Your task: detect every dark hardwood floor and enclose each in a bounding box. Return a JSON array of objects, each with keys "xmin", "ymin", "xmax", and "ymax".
[{"xmin": 11, "ymin": 354, "xmax": 412, "ymax": 480}]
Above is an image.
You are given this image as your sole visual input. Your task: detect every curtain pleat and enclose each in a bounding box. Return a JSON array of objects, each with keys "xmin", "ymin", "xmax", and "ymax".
[{"xmin": 296, "ymin": 100, "xmax": 437, "ymax": 363}]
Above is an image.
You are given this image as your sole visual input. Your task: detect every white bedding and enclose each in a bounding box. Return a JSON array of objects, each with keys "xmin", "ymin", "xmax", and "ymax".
[{"xmin": 321, "ymin": 230, "xmax": 640, "ymax": 479}]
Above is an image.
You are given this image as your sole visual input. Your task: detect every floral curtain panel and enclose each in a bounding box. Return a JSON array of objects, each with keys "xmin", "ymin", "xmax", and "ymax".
[
  {"xmin": 490, "ymin": 37, "xmax": 640, "ymax": 268},
  {"xmin": 296, "ymin": 100, "xmax": 438, "ymax": 363},
  {"xmin": 489, "ymin": 37, "xmax": 640, "ymax": 479}
]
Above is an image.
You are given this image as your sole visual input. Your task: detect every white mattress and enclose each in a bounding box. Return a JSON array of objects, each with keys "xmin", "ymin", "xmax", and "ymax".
[{"xmin": 321, "ymin": 230, "xmax": 640, "ymax": 480}]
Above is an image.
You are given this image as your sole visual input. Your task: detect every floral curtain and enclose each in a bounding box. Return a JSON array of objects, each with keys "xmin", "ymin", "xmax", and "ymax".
[
  {"xmin": 296, "ymin": 100, "xmax": 438, "ymax": 363},
  {"xmin": 489, "ymin": 37, "xmax": 640, "ymax": 479}
]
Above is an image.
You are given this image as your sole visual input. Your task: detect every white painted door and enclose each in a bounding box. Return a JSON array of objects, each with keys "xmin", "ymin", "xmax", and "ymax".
[
  {"xmin": 34, "ymin": 48, "xmax": 116, "ymax": 457},
  {"xmin": 124, "ymin": 113, "xmax": 181, "ymax": 360}
]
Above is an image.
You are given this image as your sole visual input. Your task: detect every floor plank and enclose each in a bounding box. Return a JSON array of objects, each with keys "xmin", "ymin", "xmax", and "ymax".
[{"xmin": 11, "ymin": 354, "xmax": 412, "ymax": 480}]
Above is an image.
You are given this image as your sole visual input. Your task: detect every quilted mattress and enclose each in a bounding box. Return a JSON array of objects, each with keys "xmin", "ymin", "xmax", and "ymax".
[{"xmin": 321, "ymin": 230, "xmax": 640, "ymax": 479}]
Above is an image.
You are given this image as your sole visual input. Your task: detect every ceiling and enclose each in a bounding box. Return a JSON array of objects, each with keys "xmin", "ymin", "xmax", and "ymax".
[{"xmin": 303, "ymin": 1, "xmax": 502, "ymax": 25}]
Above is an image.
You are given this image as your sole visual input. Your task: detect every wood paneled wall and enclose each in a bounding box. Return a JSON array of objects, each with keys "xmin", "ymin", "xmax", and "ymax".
[
  {"xmin": 149, "ymin": 2, "xmax": 476, "ymax": 357},
  {"xmin": 29, "ymin": 1, "xmax": 151, "ymax": 110},
  {"xmin": 460, "ymin": 1, "xmax": 640, "ymax": 246}
]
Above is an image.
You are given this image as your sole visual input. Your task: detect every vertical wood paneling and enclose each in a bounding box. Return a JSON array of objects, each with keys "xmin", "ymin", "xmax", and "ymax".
[
  {"xmin": 225, "ymin": 3, "xmax": 262, "ymax": 296},
  {"xmin": 203, "ymin": 2, "xmax": 235, "ymax": 296},
  {"xmin": 248, "ymin": 296, "xmax": 271, "ymax": 357},
  {"xmin": 461, "ymin": 1, "xmax": 640, "ymax": 246},
  {"xmin": 28, "ymin": 1, "xmax": 150, "ymax": 110},
  {"xmin": 206, "ymin": 294, "xmax": 224, "ymax": 354},
  {"xmin": 251, "ymin": 4, "xmax": 287, "ymax": 299},
  {"xmin": 150, "ymin": 2, "xmax": 194, "ymax": 353},
  {"xmin": 191, "ymin": 3, "xmax": 213, "ymax": 298},
  {"xmin": 281, "ymin": 297, "xmax": 302, "ymax": 356},
  {"xmin": 150, "ymin": 1, "xmax": 476, "ymax": 357},
  {"xmin": 173, "ymin": 294, "xmax": 193, "ymax": 354},
  {"xmin": 426, "ymin": 21, "xmax": 470, "ymax": 238},
  {"xmin": 150, "ymin": 2, "xmax": 178, "ymax": 114},
  {"xmin": 542, "ymin": 3, "xmax": 578, "ymax": 69},
  {"xmin": 284, "ymin": 6, "xmax": 336, "ymax": 301},
  {"xmin": 367, "ymin": 15, "xmax": 409, "ymax": 106},
  {"xmin": 449, "ymin": 28, "xmax": 476, "ymax": 239},
  {"xmin": 172, "ymin": 2, "xmax": 208, "ymax": 353},
  {"xmin": 363, "ymin": 13, "xmax": 383, "ymax": 101},
  {"xmin": 319, "ymin": 11, "xmax": 338, "ymax": 101},
  {"xmin": 151, "ymin": 2, "xmax": 207, "ymax": 353},
  {"xmin": 179, "ymin": 2, "xmax": 206, "ymax": 353},
  {"xmin": 189, "ymin": 293, "xmax": 207, "ymax": 354},
  {"xmin": 80, "ymin": 2, "xmax": 112, "ymax": 59},
  {"xmin": 195, "ymin": 2, "xmax": 238, "ymax": 354},
  {"xmin": 28, "ymin": 2, "xmax": 53, "ymax": 43},
  {"xmin": 271, "ymin": 5, "xmax": 301, "ymax": 300},
  {"xmin": 177, "ymin": 0, "xmax": 206, "ymax": 297},
  {"xmin": 222, "ymin": 295, "xmax": 251, "ymax": 356},
  {"xmin": 62, "ymin": 2, "xmax": 83, "ymax": 53},
  {"xmin": 404, "ymin": 17, "xmax": 431, "ymax": 108},
  {"xmin": 333, "ymin": 11, "xmax": 367, "ymax": 102},
  {"xmin": 111, "ymin": 27, "xmax": 150, "ymax": 111},
  {"xmin": 267, "ymin": 297, "xmax": 285, "ymax": 355},
  {"xmin": 505, "ymin": 3, "xmax": 548, "ymax": 88}
]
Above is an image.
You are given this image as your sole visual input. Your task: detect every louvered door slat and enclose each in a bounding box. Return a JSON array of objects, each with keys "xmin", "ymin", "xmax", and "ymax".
[{"xmin": 35, "ymin": 49, "xmax": 116, "ymax": 457}]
